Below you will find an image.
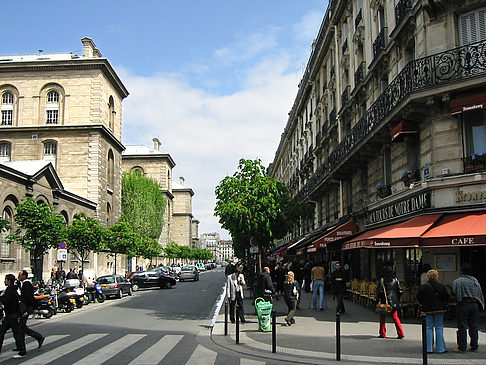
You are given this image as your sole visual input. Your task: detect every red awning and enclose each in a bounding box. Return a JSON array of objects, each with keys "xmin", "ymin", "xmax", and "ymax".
[
  {"xmin": 342, "ymin": 214, "xmax": 442, "ymax": 250},
  {"xmin": 450, "ymin": 92, "xmax": 486, "ymax": 115},
  {"xmin": 391, "ymin": 121, "xmax": 418, "ymax": 142},
  {"xmin": 307, "ymin": 220, "xmax": 358, "ymax": 251},
  {"xmin": 421, "ymin": 213, "xmax": 486, "ymax": 247}
]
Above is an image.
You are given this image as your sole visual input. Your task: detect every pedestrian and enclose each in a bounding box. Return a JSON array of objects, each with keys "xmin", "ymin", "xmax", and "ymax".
[
  {"xmin": 18, "ymin": 270, "xmax": 45, "ymax": 350},
  {"xmin": 294, "ymin": 260, "xmax": 304, "ymax": 309},
  {"xmin": 452, "ymin": 263, "xmax": 485, "ymax": 353},
  {"xmin": 261, "ymin": 267, "xmax": 276, "ymax": 303},
  {"xmin": 0, "ymin": 274, "xmax": 26, "ymax": 358},
  {"xmin": 330, "ymin": 262, "xmax": 347, "ymax": 314},
  {"xmin": 225, "ymin": 261, "xmax": 236, "ymax": 276},
  {"xmin": 420, "ymin": 263, "xmax": 432, "ymax": 285},
  {"xmin": 50, "ymin": 267, "xmax": 56, "ymax": 282},
  {"xmin": 376, "ymin": 266, "xmax": 405, "ymax": 339},
  {"xmin": 302, "ymin": 261, "xmax": 312, "ymax": 292},
  {"xmin": 283, "ymin": 271, "xmax": 300, "ymax": 326},
  {"xmin": 66, "ymin": 268, "xmax": 77, "ymax": 280},
  {"xmin": 311, "ymin": 262, "xmax": 326, "ymax": 310},
  {"xmin": 416, "ymin": 269, "xmax": 449, "ymax": 354},
  {"xmin": 276, "ymin": 263, "xmax": 285, "ymax": 298},
  {"xmin": 55, "ymin": 267, "xmax": 66, "ymax": 282},
  {"xmin": 227, "ymin": 268, "xmax": 246, "ymax": 323}
]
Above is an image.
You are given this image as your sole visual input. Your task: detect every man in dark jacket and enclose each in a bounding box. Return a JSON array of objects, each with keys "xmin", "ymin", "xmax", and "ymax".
[
  {"xmin": 261, "ymin": 267, "xmax": 276, "ymax": 303},
  {"xmin": 66, "ymin": 269, "xmax": 77, "ymax": 280},
  {"xmin": 18, "ymin": 270, "xmax": 44, "ymax": 350},
  {"xmin": 0, "ymin": 274, "xmax": 26, "ymax": 358},
  {"xmin": 330, "ymin": 262, "xmax": 347, "ymax": 314}
]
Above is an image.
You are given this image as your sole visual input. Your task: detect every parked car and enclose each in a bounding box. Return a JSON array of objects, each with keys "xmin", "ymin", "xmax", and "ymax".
[
  {"xmin": 131, "ymin": 271, "xmax": 177, "ymax": 291},
  {"xmin": 96, "ymin": 274, "xmax": 132, "ymax": 298},
  {"xmin": 179, "ymin": 265, "xmax": 199, "ymax": 282},
  {"xmin": 172, "ymin": 266, "xmax": 181, "ymax": 277},
  {"xmin": 205, "ymin": 263, "xmax": 213, "ymax": 270},
  {"xmin": 195, "ymin": 262, "xmax": 206, "ymax": 272}
]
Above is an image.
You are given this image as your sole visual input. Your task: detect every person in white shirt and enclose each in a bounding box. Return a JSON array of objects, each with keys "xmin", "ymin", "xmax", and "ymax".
[{"xmin": 227, "ymin": 268, "xmax": 246, "ymax": 323}]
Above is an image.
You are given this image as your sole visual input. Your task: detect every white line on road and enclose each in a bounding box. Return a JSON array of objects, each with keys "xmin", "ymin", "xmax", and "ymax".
[
  {"xmin": 211, "ymin": 283, "xmax": 227, "ymax": 328},
  {"xmin": 71, "ymin": 334, "xmax": 146, "ymax": 365},
  {"xmin": 240, "ymin": 359, "xmax": 266, "ymax": 365},
  {"xmin": 0, "ymin": 335, "xmax": 68, "ymax": 363},
  {"xmin": 128, "ymin": 334, "xmax": 184, "ymax": 365},
  {"xmin": 185, "ymin": 344, "xmax": 217, "ymax": 365}
]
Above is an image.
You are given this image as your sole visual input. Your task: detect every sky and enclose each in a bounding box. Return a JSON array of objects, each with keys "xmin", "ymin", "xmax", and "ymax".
[{"xmin": 4, "ymin": 1, "xmax": 328, "ymax": 240}]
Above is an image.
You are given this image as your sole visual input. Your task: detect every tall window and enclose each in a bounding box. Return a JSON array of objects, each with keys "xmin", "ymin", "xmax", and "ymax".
[
  {"xmin": 1, "ymin": 92, "xmax": 13, "ymax": 126},
  {"xmin": 43, "ymin": 141, "xmax": 57, "ymax": 169},
  {"xmin": 107, "ymin": 150, "xmax": 114, "ymax": 189},
  {"xmin": 464, "ymin": 109, "xmax": 486, "ymax": 155},
  {"xmin": 458, "ymin": 7, "xmax": 486, "ymax": 46},
  {"xmin": 108, "ymin": 96, "xmax": 115, "ymax": 131},
  {"xmin": 46, "ymin": 90, "xmax": 59, "ymax": 124},
  {"xmin": 0, "ymin": 142, "xmax": 11, "ymax": 162},
  {"xmin": 1, "ymin": 207, "xmax": 13, "ymax": 258}
]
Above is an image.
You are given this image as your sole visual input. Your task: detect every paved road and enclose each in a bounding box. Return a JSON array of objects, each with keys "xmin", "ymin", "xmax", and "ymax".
[{"xmin": 0, "ymin": 268, "xmax": 292, "ymax": 365}]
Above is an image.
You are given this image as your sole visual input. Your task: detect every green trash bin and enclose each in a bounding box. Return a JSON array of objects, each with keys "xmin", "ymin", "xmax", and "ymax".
[{"xmin": 254, "ymin": 297, "xmax": 273, "ymax": 332}]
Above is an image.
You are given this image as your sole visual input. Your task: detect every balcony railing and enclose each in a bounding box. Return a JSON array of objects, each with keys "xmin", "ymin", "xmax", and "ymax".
[
  {"xmin": 342, "ymin": 39, "xmax": 348, "ymax": 55},
  {"xmin": 354, "ymin": 61, "xmax": 365, "ymax": 87},
  {"xmin": 355, "ymin": 8, "xmax": 363, "ymax": 29},
  {"xmin": 341, "ymin": 86, "xmax": 350, "ymax": 107},
  {"xmin": 395, "ymin": 0, "xmax": 412, "ymax": 25},
  {"xmin": 329, "ymin": 108, "xmax": 336, "ymax": 124},
  {"xmin": 295, "ymin": 39, "xmax": 486, "ymax": 201},
  {"xmin": 373, "ymin": 27, "xmax": 388, "ymax": 59}
]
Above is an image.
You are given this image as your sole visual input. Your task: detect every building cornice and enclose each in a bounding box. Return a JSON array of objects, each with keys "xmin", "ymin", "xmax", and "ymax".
[{"xmin": 122, "ymin": 154, "xmax": 176, "ymax": 168}]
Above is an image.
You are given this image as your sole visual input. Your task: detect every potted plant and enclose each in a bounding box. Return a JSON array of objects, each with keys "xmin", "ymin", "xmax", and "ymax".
[
  {"xmin": 400, "ymin": 169, "xmax": 419, "ymax": 187},
  {"xmin": 376, "ymin": 183, "xmax": 391, "ymax": 198}
]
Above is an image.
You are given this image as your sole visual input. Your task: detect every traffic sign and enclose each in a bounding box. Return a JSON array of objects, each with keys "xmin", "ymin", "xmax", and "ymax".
[
  {"xmin": 57, "ymin": 249, "xmax": 67, "ymax": 261},
  {"xmin": 249, "ymin": 246, "xmax": 258, "ymax": 254},
  {"xmin": 250, "ymin": 237, "xmax": 257, "ymax": 247},
  {"xmin": 59, "ymin": 242, "xmax": 67, "ymax": 249}
]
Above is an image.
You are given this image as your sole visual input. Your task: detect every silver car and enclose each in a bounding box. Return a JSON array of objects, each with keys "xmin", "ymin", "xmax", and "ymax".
[{"xmin": 179, "ymin": 265, "xmax": 199, "ymax": 282}]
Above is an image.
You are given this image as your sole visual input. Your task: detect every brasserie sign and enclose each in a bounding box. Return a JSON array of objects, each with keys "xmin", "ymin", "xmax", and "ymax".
[{"xmin": 366, "ymin": 192, "xmax": 431, "ymax": 225}]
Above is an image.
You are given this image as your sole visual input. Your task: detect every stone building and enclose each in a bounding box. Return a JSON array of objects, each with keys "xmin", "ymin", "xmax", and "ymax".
[
  {"xmin": 0, "ymin": 37, "xmax": 129, "ymax": 280},
  {"xmin": 269, "ymin": 0, "xmax": 486, "ymax": 290},
  {"xmin": 172, "ymin": 177, "xmax": 196, "ymax": 248}
]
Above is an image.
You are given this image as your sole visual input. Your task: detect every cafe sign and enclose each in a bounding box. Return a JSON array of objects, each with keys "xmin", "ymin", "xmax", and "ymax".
[{"xmin": 366, "ymin": 192, "xmax": 431, "ymax": 225}]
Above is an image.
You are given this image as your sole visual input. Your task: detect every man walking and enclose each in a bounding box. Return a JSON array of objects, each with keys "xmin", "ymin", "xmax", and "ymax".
[
  {"xmin": 18, "ymin": 270, "xmax": 45, "ymax": 351},
  {"xmin": 452, "ymin": 263, "xmax": 484, "ymax": 353},
  {"xmin": 330, "ymin": 262, "xmax": 347, "ymax": 314},
  {"xmin": 311, "ymin": 262, "xmax": 326, "ymax": 310},
  {"xmin": 227, "ymin": 268, "xmax": 246, "ymax": 323},
  {"xmin": 261, "ymin": 266, "xmax": 276, "ymax": 303}
]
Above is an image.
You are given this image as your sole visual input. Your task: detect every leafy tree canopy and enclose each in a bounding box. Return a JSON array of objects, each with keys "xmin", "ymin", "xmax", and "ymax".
[
  {"xmin": 0, "ymin": 219, "xmax": 9, "ymax": 232},
  {"xmin": 106, "ymin": 219, "xmax": 141, "ymax": 258}
]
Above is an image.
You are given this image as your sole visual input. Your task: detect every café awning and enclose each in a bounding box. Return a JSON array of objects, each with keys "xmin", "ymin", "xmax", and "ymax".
[
  {"xmin": 307, "ymin": 220, "xmax": 358, "ymax": 252},
  {"xmin": 342, "ymin": 214, "xmax": 442, "ymax": 250},
  {"xmin": 450, "ymin": 92, "xmax": 486, "ymax": 115},
  {"xmin": 421, "ymin": 213, "xmax": 486, "ymax": 247},
  {"xmin": 391, "ymin": 121, "xmax": 418, "ymax": 142}
]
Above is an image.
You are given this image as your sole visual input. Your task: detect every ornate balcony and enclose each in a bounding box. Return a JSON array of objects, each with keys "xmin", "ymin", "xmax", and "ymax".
[
  {"xmin": 341, "ymin": 86, "xmax": 350, "ymax": 107},
  {"xmin": 295, "ymin": 39, "xmax": 486, "ymax": 201},
  {"xmin": 373, "ymin": 27, "xmax": 388, "ymax": 60},
  {"xmin": 395, "ymin": 0, "xmax": 412, "ymax": 25},
  {"xmin": 355, "ymin": 8, "xmax": 362, "ymax": 29},
  {"xmin": 354, "ymin": 61, "xmax": 365, "ymax": 88}
]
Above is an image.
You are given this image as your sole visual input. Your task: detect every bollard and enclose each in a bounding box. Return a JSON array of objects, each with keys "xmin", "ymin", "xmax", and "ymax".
[
  {"xmin": 336, "ymin": 312, "xmax": 341, "ymax": 361},
  {"xmin": 272, "ymin": 310, "xmax": 276, "ymax": 353},
  {"xmin": 236, "ymin": 305, "xmax": 240, "ymax": 344},
  {"xmin": 421, "ymin": 314, "xmax": 427, "ymax": 365},
  {"xmin": 224, "ymin": 299, "xmax": 228, "ymax": 336}
]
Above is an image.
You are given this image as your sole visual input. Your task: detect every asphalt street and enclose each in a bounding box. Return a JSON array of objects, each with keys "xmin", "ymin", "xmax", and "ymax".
[{"xmin": 0, "ymin": 268, "xmax": 293, "ymax": 365}]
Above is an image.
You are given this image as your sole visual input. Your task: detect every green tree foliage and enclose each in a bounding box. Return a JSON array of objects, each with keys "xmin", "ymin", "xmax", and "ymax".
[
  {"xmin": 137, "ymin": 237, "xmax": 163, "ymax": 260},
  {"xmin": 106, "ymin": 220, "xmax": 141, "ymax": 258},
  {"xmin": 214, "ymin": 158, "xmax": 312, "ymax": 258},
  {"xmin": 121, "ymin": 171, "xmax": 166, "ymax": 240},
  {"xmin": 164, "ymin": 242, "xmax": 181, "ymax": 263},
  {"xmin": 0, "ymin": 219, "xmax": 9, "ymax": 232},
  {"xmin": 66, "ymin": 213, "xmax": 107, "ymax": 273},
  {"xmin": 7, "ymin": 197, "xmax": 67, "ymax": 281}
]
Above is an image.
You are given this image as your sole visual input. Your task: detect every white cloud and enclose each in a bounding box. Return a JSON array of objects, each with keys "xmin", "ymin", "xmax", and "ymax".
[{"xmin": 292, "ymin": 10, "xmax": 324, "ymax": 41}]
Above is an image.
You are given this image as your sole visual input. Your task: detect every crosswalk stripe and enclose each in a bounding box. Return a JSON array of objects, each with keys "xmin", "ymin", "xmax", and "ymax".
[
  {"xmin": 71, "ymin": 334, "xmax": 146, "ymax": 365},
  {"xmin": 128, "ymin": 334, "xmax": 184, "ymax": 365},
  {"xmin": 240, "ymin": 359, "xmax": 266, "ymax": 365},
  {"xmin": 0, "ymin": 335, "xmax": 68, "ymax": 363},
  {"xmin": 185, "ymin": 344, "xmax": 217, "ymax": 365},
  {"xmin": 19, "ymin": 333, "xmax": 107, "ymax": 365}
]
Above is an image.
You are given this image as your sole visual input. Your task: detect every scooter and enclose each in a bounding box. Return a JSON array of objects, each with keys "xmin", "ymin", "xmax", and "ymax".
[
  {"xmin": 33, "ymin": 294, "xmax": 56, "ymax": 319},
  {"xmin": 86, "ymin": 283, "xmax": 106, "ymax": 303}
]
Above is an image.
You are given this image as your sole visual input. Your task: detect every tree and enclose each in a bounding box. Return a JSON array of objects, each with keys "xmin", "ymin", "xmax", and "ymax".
[
  {"xmin": 164, "ymin": 242, "xmax": 181, "ymax": 264},
  {"xmin": 121, "ymin": 172, "xmax": 166, "ymax": 240},
  {"xmin": 7, "ymin": 197, "xmax": 66, "ymax": 282},
  {"xmin": 106, "ymin": 220, "xmax": 142, "ymax": 274},
  {"xmin": 0, "ymin": 219, "xmax": 9, "ymax": 232},
  {"xmin": 137, "ymin": 237, "xmax": 163, "ymax": 260},
  {"xmin": 214, "ymin": 158, "xmax": 311, "ymax": 261},
  {"xmin": 66, "ymin": 213, "xmax": 107, "ymax": 274}
]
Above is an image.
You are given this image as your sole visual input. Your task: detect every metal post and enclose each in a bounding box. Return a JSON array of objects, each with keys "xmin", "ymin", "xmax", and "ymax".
[
  {"xmin": 272, "ymin": 310, "xmax": 276, "ymax": 353},
  {"xmin": 336, "ymin": 312, "xmax": 341, "ymax": 361},
  {"xmin": 224, "ymin": 299, "xmax": 228, "ymax": 336},
  {"xmin": 236, "ymin": 305, "xmax": 240, "ymax": 344},
  {"xmin": 421, "ymin": 314, "xmax": 427, "ymax": 365}
]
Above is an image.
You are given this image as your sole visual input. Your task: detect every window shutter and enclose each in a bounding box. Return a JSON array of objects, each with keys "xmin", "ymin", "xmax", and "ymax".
[
  {"xmin": 459, "ymin": 13, "xmax": 472, "ymax": 46},
  {"xmin": 459, "ymin": 7, "xmax": 486, "ymax": 45},
  {"xmin": 479, "ymin": 8, "xmax": 486, "ymax": 41}
]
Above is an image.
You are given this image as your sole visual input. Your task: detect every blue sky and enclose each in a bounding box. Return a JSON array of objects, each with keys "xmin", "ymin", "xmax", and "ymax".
[{"xmin": 6, "ymin": 1, "xmax": 328, "ymax": 239}]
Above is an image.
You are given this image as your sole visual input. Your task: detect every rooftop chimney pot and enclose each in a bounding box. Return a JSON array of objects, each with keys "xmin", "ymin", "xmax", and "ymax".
[{"xmin": 152, "ymin": 137, "xmax": 161, "ymax": 151}]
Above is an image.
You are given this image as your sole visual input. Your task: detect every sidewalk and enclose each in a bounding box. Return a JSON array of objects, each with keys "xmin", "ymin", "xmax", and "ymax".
[{"xmin": 211, "ymin": 289, "xmax": 486, "ymax": 364}]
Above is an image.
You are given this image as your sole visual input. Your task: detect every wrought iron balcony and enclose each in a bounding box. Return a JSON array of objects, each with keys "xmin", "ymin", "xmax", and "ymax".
[
  {"xmin": 342, "ymin": 39, "xmax": 348, "ymax": 55},
  {"xmin": 295, "ymin": 39, "xmax": 486, "ymax": 201},
  {"xmin": 355, "ymin": 8, "xmax": 362, "ymax": 29},
  {"xmin": 373, "ymin": 27, "xmax": 388, "ymax": 59},
  {"xmin": 329, "ymin": 108, "xmax": 336, "ymax": 124},
  {"xmin": 341, "ymin": 86, "xmax": 350, "ymax": 107},
  {"xmin": 395, "ymin": 0, "xmax": 412, "ymax": 25},
  {"xmin": 354, "ymin": 61, "xmax": 365, "ymax": 87}
]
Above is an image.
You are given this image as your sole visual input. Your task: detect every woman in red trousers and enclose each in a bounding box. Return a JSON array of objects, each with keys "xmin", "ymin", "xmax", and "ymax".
[{"xmin": 376, "ymin": 266, "xmax": 405, "ymax": 339}]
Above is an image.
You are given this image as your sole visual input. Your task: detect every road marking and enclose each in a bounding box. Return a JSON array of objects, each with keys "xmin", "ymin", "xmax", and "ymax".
[
  {"xmin": 20, "ymin": 334, "xmax": 107, "ymax": 365},
  {"xmin": 211, "ymin": 283, "xmax": 227, "ymax": 327},
  {"xmin": 185, "ymin": 344, "xmax": 217, "ymax": 365},
  {"xmin": 127, "ymin": 334, "xmax": 183, "ymax": 365},
  {"xmin": 71, "ymin": 334, "xmax": 146, "ymax": 365},
  {"xmin": 240, "ymin": 359, "xmax": 266, "ymax": 365},
  {"xmin": 0, "ymin": 335, "xmax": 67, "ymax": 363}
]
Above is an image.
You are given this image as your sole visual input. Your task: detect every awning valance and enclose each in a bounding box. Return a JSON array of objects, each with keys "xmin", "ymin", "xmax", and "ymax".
[
  {"xmin": 450, "ymin": 92, "xmax": 486, "ymax": 115},
  {"xmin": 391, "ymin": 121, "xmax": 418, "ymax": 142},
  {"xmin": 307, "ymin": 220, "xmax": 358, "ymax": 251}
]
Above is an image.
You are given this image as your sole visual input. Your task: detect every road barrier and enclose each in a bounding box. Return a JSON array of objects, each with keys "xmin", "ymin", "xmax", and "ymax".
[
  {"xmin": 236, "ymin": 305, "xmax": 240, "ymax": 344},
  {"xmin": 224, "ymin": 299, "xmax": 228, "ymax": 336},
  {"xmin": 336, "ymin": 312, "xmax": 341, "ymax": 361},
  {"xmin": 421, "ymin": 314, "xmax": 427, "ymax": 365},
  {"xmin": 272, "ymin": 310, "xmax": 276, "ymax": 353}
]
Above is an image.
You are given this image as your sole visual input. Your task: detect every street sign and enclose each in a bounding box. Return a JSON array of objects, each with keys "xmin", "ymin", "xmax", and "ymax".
[
  {"xmin": 249, "ymin": 246, "xmax": 258, "ymax": 254},
  {"xmin": 59, "ymin": 242, "xmax": 67, "ymax": 249},
  {"xmin": 57, "ymin": 249, "xmax": 67, "ymax": 261},
  {"xmin": 250, "ymin": 237, "xmax": 257, "ymax": 247}
]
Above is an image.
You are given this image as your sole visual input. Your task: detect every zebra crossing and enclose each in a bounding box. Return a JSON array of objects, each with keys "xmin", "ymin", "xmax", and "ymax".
[{"xmin": 0, "ymin": 333, "xmax": 270, "ymax": 365}]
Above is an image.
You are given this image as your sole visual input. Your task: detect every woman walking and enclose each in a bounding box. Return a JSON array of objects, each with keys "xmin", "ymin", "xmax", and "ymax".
[
  {"xmin": 417, "ymin": 269, "xmax": 449, "ymax": 353},
  {"xmin": 283, "ymin": 271, "xmax": 300, "ymax": 326},
  {"xmin": 376, "ymin": 266, "xmax": 405, "ymax": 339}
]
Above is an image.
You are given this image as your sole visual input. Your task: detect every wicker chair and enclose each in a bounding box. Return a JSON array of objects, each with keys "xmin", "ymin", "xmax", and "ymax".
[
  {"xmin": 367, "ymin": 282, "xmax": 378, "ymax": 309},
  {"xmin": 351, "ymin": 279, "xmax": 360, "ymax": 302},
  {"xmin": 400, "ymin": 289, "xmax": 414, "ymax": 319},
  {"xmin": 359, "ymin": 281, "xmax": 369, "ymax": 305}
]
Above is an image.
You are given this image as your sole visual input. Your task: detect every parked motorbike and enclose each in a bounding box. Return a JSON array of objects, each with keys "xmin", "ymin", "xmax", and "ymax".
[
  {"xmin": 86, "ymin": 283, "xmax": 106, "ymax": 303},
  {"xmin": 57, "ymin": 279, "xmax": 80, "ymax": 313},
  {"xmin": 33, "ymin": 294, "xmax": 56, "ymax": 319},
  {"xmin": 73, "ymin": 286, "xmax": 86, "ymax": 308}
]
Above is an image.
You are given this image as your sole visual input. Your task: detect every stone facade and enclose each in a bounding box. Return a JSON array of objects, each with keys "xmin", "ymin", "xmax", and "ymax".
[{"xmin": 172, "ymin": 177, "xmax": 195, "ymax": 247}]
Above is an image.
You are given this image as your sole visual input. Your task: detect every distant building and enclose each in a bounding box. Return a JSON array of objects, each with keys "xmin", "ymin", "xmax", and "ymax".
[{"xmin": 199, "ymin": 233, "xmax": 234, "ymax": 262}]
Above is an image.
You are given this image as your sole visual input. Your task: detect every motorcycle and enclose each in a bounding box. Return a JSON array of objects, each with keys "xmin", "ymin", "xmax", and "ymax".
[
  {"xmin": 57, "ymin": 279, "xmax": 79, "ymax": 313},
  {"xmin": 86, "ymin": 283, "xmax": 106, "ymax": 303},
  {"xmin": 33, "ymin": 294, "xmax": 56, "ymax": 319}
]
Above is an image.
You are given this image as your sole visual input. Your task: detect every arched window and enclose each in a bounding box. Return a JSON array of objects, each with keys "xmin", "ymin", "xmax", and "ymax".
[
  {"xmin": 60, "ymin": 210, "xmax": 69, "ymax": 225},
  {"xmin": 1, "ymin": 91, "xmax": 13, "ymax": 126},
  {"xmin": 131, "ymin": 166, "xmax": 144, "ymax": 176},
  {"xmin": 46, "ymin": 90, "xmax": 59, "ymax": 124},
  {"xmin": 107, "ymin": 150, "xmax": 114, "ymax": 189},
  {"xmin": 43, "ymin": 141, "xmax": 57, "ymax": 169},
  {"xmin": 1, "ymin": 206, "xmax": 13, "ymax": 258},
  {"xmin": 108, "ymin": 96, "xmax": 115, "ymax": 131},
  {"xmin": 0, "ymin": 142, "xmax": 11, "ymax": 162}
]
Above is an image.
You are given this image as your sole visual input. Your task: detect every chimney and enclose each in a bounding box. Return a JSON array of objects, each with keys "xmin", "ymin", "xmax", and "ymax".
[
  {"xmin": 152, "ymin": 137, "xmax": 161, "ymax": 151},
  {"xmin": 179, "ymin": 176, "xmax": 185, "ymax": 186},
  {"xmin": 81, "ymin": 37, "xmax": 98, "ymax": 58}
]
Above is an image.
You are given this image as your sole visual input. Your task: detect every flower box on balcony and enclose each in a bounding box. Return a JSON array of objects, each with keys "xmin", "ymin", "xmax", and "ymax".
[
  {"xmin": 400, "ymin": 169, "xmax": 419, "ymax": 187},
  {"xmin": 464, "ymin": 153, "xmax": 486, "ymax": 173},
  {"xmin": 376, "ymin": 184, "xmax": 391, "ymax": 198}
]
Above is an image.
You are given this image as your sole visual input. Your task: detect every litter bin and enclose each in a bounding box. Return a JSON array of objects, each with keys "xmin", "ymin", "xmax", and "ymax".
[{"xmin": 254, "ymin": 297, "xmax": 273, "ymax": 332}]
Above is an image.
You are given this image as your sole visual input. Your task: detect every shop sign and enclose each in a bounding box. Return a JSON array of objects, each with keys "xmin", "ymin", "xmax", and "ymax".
[
  {"xmin": 451, "ymin": 237, "xmax": 475, "ymax": 245},
  {"xmin": 371, "ymin": 241, "xmax": 391, "ymax": 247},
  {"xmin": 456, "ymin": 189, "xmax": 486, "ymax": 203},
  {"xmin": 366, "ymin": 192, "xmax": 431, "ymax": 225},
  {"xmin": 343, "ymin": 241, "xmax": 367, "ymax": 250}
]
